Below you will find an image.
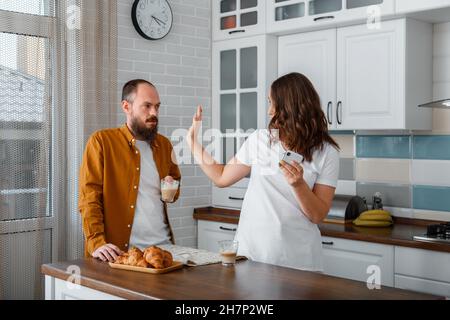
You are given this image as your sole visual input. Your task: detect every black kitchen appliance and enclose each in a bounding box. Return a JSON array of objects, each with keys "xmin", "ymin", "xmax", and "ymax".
[{"xmin": 413, "ymin": 222, "xmax": 450, "ymax": 244}]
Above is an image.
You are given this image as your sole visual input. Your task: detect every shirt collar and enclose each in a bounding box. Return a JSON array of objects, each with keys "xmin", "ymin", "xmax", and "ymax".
[{"xmin": 119, "ymin": 124, "xmax": 159, "ymax": 148}]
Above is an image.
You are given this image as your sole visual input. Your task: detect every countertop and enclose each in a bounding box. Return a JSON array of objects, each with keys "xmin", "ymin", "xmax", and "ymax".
[
  {"xmin": 193, "ymin": 207, "xmax": 450, "ymax": 253},
  {"xmin": 41, "ymin": 258, "xmax": 442, "ymax": 300}
]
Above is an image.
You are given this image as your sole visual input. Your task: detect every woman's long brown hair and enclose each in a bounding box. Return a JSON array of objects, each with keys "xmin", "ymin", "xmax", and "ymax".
[{"xmin": 269, "ymin": 72, "xmax": 340, "ymax": 162}]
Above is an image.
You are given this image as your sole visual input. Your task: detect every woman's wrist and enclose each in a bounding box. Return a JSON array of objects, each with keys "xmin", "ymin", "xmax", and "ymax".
[{"xmin": 292, "ymin": 179, "xmax": 308, "ymax": 190}]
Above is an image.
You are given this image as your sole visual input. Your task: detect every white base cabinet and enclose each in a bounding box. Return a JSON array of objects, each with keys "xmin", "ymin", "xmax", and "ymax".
[
  {"xmin": 322, "ymin": 236, "xmax": 394, "ymax": 287},
  {"xmin": 197, "ymin": 222, "xmax": 449, "ymax": 297},
  {"xmin": 197, "ymin": 220, "xmax": 237, "ymax": 253},
  {"xmin": 45, "ymin": 276, "xmax": 122, "ymax": 300},
  {"xmin": 394, "ymin": 247, "xmax": 450, "ymax": 298}
]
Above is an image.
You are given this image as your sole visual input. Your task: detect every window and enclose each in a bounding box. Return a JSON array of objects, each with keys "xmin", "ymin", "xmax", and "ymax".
[{"xmin": 0, "ymin": 1, "xmax": 54, "ymax": 221}]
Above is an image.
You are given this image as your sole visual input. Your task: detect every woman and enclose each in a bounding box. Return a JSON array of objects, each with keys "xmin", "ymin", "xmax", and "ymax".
[{"xmin": 187, "ymin": 72, "xmax": 340, "ymax": 271}]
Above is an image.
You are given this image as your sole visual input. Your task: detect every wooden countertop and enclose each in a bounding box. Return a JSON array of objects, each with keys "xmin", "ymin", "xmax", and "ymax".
[
  {"xmin": 193, "ymin": 207, "xmax": 450, "ymax": 253},
  {"xmin": 41, "ymin": 258, "xmax": 442, "ymax": 300}
]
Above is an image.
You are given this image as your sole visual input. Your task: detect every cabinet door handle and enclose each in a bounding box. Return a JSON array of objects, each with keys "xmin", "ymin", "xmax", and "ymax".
[
  {"xmin": 229, "ymin": 196, "xmax": 244, "ymax": 201},
  {"xmin": 336, "ymin": 101, "xmax": 342, "ymax": 125},
  {"xmin": 327, "ymin": 101, "xmax": 333, "ymax": 125},
  {"xmin": 314, "ymin": 15, "xmax": 335, "ymax": 22},
  {"xmin": 322, "ymin": 241, "xmax": 334, "ymax": 246},
  {"xmin": 220, "ymin": 226, "xmax": 237, "ymax": 232},
  {"xmin": 229, "ymin": 29, "xmax": 245, "ymax": 35}
]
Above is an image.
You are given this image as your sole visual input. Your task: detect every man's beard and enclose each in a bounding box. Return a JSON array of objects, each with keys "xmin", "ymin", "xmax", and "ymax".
[{"xmin": 130, "ymin": 115, "xmax": 158, "ymax": 142}]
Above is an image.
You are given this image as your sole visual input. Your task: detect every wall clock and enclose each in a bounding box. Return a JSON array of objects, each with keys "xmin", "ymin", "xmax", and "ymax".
[{"xmin": 132, "ymin": 0, "xmax": 173, "ymax": 40}]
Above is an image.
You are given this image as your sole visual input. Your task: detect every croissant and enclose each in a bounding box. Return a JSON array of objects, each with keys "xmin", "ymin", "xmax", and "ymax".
[
  {"xmin": 127, "ymin": 247, "xmax": 144, "ymax": 266},
  {"xmin": 114, "ymin": 247, "xmax": 145, "ymax": 267},
  {"xmin": 115, "ymin": 253, "xmax": 129, "ymax": 265},
  {"xmin": 143, "ymin": 246, "xmax": 173, "ymax": 269}
]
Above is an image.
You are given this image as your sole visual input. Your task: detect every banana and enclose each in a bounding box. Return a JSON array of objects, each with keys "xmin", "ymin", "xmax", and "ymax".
[
  {"xmin": 352, "ymin": 218, "xmax": 392, "ymax": 227},
  {"xmin": 359, "ymin": 209, "xmax": 391, "ymax": 219},
  {"xmin": 359, "ymin": 214, "xmax": 393, "ymax": 222}
]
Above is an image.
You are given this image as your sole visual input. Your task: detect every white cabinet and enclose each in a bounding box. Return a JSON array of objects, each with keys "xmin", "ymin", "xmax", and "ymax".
[
  {"xmin": 46, "ymin": 277, "xmax": 122, "ymax": 300},
  {"xmin": 198, "ymin": 220, "xmax": 237, "ymax": 253},
  {"xmin": 396, "ymin": 0, "xmax": 450, "ymax": 14},
  {"xmin": 213, "ymin": 0, "xmax": 266, "ymax": 41},
  {"xmin": 279, "ymin": 18, "xmax": 433, "ymax": 130},
  {"xmin": 267, "ymin": 0, "xmax": 395, "ymax": 35},
  {"xmin": 322, "ymin": 236, "xmax": 394, "ymax": 286},
  {"xmin": 279, "ymin": 29, "xmax": 336, "ymax": 129},
  {"xmin": 212, "ymin": 35, "xmax": 277, "ymax": 208},
  {"xmin": 394, "ymin": 247, "xmax": 450, "ymax": 298}
]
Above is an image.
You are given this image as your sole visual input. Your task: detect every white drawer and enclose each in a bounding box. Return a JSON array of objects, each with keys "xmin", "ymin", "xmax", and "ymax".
[
  {"xmin": 212, "ymin": 187, "xmax": 247, "ymax": 209},
  {"xmin": 322, "ymin": 236, "xmax": 394, "ymax": 286},
  {"xmin": 395, "ymin": 275, "xmax": 450, "ymax": 298},
  {"xmin": 395, "ymin": 247, "xmax": 450, "ymax": 283},
  {"xmin": 197, "ymin": 220, "xmax": 237, "ymax": 253}
]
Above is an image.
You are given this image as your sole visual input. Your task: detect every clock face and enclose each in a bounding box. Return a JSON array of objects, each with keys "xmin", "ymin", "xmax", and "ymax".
[{"xmin": 132, "ymin": 0, "xmax": 173, "ymax": 40}]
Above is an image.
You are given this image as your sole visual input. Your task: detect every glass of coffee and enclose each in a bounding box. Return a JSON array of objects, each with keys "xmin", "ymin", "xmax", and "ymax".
[
  {"xmin": 218, "ymin": 240, "xmax": 239, "ymax": 267},
  {"xmin": 161, "ymin": 179, "xmax": 179, "ymax": 203}
]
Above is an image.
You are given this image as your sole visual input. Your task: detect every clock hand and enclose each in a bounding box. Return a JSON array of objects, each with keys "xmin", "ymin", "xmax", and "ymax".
[
  {"xmin": 151, "ymin": 15, "xmax": 162, "ymax": 26},
  {"xmin": 152, "ymin": 15, "xmax": 166, "ymax": 26}
]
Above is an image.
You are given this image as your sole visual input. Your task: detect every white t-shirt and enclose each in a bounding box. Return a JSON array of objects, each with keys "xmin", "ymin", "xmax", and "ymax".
[
  {"xmin": 129, "ymin": 140, "xmax": 171, "ymax": 250},
  {"xmin": 234, "ymin": 129, "xmax": 340, "ymax": 271}
]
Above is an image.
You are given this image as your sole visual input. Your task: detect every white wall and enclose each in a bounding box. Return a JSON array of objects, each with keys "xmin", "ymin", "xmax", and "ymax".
[
  {"xmin": 117, "ymin": 0, "xmax": 211, "ymax": 247},
  {"xmin": 432, "ymin": 22, "xmax": 450, "ymax": 133}
]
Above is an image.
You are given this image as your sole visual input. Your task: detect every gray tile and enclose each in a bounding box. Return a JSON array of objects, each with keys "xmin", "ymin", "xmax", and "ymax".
[
  {"xmin": 339, "ymin": 158, "xmax": 355, "ymax": 181},
  {"xmin": 356, "ymin": 182, "xmax": 411, "ymax": 209}
]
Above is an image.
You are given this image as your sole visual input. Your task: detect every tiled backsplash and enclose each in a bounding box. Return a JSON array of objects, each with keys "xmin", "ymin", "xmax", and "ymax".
[{"xmin": 332, "ymin": 133, "xmax": 450, "ymax": 221}]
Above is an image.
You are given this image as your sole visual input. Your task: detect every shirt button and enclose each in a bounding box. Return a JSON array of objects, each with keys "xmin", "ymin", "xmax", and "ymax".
[
  {"xmin": 135, "ymin": 150, "xmax": 139, "ymax": 154},
  {"xmin": 137, "ymin": 167, "xmax": 140, "ymax": 171},
  {"xmin": 127, "ymin": 224, "xmax": 131, "ymax": 228},
  {"xmin": 130, "ymin": 205, "xmax": 134, "ymax": 209},
  {"xmin": 125, "ymin": 243, "xmax": 128, "ymax": 248},
  {"xmin": 134, "ymin": 186, "xmax": 137, "ymax": 190}
]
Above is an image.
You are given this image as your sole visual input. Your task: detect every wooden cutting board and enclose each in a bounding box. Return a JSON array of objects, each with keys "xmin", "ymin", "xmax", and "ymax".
[{"xmin": 108, "ymin": 260, "xmax": 184, "ymax": 274}]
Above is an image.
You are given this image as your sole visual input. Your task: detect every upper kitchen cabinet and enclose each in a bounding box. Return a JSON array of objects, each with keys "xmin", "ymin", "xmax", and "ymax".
[
  {"xmin": 396, "ymin": 0, "xmax": 450, "ymax": 14},
  {"xmin": 213, "ymin": 0, "xmax": 266, "ymax": 41},
  {"xmin": 212, "ymin": 35, "xmax": 277, "ymax": 208},
  {"xmin": 336, "ymin": 19, "xmax": 432, "ymax": 130},
  {"xmin": 279, "ymin": 28, "xmax": 337, "ymax": 130},
  {"xmin": 267, "ymin": 0, "xmax": 395, "ymax": 35},
  {"xmin": 279, "ymin": 18, "xmax": 433, "ymax": 130}
]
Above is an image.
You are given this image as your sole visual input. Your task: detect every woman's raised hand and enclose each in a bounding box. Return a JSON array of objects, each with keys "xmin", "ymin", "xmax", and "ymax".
[{"xmin": 187, "ymin": 105, "xmax": 203, "ymax": 147}]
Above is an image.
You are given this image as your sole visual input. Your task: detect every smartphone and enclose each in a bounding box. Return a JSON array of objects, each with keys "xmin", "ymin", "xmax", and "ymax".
[{"xmin": 282, "ymin": 150, "xmax": 304, "ymax": 165}]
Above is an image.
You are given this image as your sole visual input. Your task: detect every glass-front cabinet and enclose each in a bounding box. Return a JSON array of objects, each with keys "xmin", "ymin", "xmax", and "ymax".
[
  {"xmin": 213, "ymin": 0, "xmax": 266, "ymax": 41},
  {"xmin": 212, "ymin": 35, "xmax": 277, "ymax": 208},
  {"xmin": 267, "ymin": 0, "xmax": 395, "ymax": 34}
]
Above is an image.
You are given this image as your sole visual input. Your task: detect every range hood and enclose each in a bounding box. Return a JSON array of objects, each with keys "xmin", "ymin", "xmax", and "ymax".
[{"xmin": 419, "ymin": 99, "xmax": 450, "ymax": 109}]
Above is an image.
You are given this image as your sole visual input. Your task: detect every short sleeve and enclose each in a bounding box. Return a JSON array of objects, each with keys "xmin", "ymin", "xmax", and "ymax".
[
  {"xmin": 315, "ymin": 145, "xmax": 340, "ymax": 188},
  {"xmin": 234, "ymin": 130, "xmax": 258, "ymax": 166}
]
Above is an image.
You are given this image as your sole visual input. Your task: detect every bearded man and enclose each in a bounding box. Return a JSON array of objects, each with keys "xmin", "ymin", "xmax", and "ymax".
[{"xmin": 78, "ymin": 79, "xmax": 181, "ymax": 262}]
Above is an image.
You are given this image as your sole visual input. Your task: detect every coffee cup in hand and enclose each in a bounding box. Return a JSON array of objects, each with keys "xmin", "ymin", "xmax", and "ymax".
[{"xmin": 161, "ymin": 178, "xmax": 179, "ymax": 203}]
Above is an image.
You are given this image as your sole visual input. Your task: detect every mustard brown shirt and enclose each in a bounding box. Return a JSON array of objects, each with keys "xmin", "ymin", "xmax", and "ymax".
[{"xmin": 78, "ymin": 124, "xmax": 181, "ymax": 256}]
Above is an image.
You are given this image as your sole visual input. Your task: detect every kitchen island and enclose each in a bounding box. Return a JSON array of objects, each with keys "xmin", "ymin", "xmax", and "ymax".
[{"xmin": 42, "ymin": 258, "xmax": 442, "ymax": 300}]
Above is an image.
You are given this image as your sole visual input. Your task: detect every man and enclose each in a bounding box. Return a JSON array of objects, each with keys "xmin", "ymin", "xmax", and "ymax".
[{"xmin": 79, "ymin": 79, "xmax": 181, "ymax": 262}]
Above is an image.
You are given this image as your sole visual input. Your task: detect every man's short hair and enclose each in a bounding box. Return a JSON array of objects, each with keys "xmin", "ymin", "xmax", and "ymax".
[{"xmin": 122, "ymin": 79, "xmax": 155, "ymax": 103}]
